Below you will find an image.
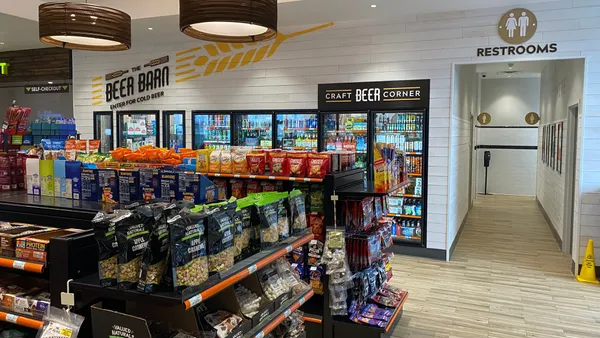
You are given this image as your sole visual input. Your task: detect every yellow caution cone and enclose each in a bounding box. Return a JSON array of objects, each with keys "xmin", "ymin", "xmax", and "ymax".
[{"xmin": 576, "ymin": 239, "xmax": 599, "ymax": 284}]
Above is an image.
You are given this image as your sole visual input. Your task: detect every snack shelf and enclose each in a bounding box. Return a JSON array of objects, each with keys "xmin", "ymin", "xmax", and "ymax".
[
  {"xmin": 394, "ymin": 235, "xmax": 421, "ymax": 241},
  {"xmin": 407, "ymin": 173, "xmax": 422, "ymax": 177},
  {"xmin": 0, "ymin": 256, "xmax": 45, "ymax": 273},
  {"xmin": 69, "ymin": 231, "xmax": 314, "ymax": 310},
  {"xmin": 337, "ymin": 180, "xmax": 411, "ymax": 198},
  {"xmin": 204, "ymin": 172, "xmax": 324, "ymax": 183},
  {"xmin": 0, "ymin": 310, "xmax": 43, "ymax": 330},
  {"xmin": 388, "ymin": 214, "xmax": 421, "ymax": 219},
  {"xmin": 382, "ymin": 292, "xmax": 409, "ymax": 333},
  {"xmin": 244, "ymin": 288, "xmax": 314, "ymax": 338},
  {"xmin": 394, "ymin": 194, "xmax": 421, "ymax": 198}
]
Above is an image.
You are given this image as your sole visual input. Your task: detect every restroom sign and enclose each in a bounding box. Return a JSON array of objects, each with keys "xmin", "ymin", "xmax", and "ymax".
[{"xmin": 498, "ymin": 8, "xmax": 537, "ymax": 45}]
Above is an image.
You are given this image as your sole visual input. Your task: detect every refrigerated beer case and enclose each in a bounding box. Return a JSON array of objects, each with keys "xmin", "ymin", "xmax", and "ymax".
[
  {"xmin": 163, "ymin": 111, "xmax": 186, "ymax": 150},
  {"xmin": 374, "ymin": 110, "xmax": 427, "ymax": 246},
  {"xmin": 93, "ymin": 111, "xmax": 113, "ymax": 153},
  {"xmin": 117, "ymin": 111, "xmax": 159, "ymax": 150},
  {"xmin": 192, "ymin": 112, "xmax": 231, "ymax": 150},
  {"xmin": 321, "ymin": 112, "xmax": 368, "ymax": 169},
  {"xmin": 235, "ymin": 112, "xmax": 273, "ymax": 149},
  {"xmin": 275, "ymin": 111, "xmax": 319, "ymax": 151}
]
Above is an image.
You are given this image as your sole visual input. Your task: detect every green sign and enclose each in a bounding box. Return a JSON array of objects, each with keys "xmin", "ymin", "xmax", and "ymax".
[
  {"xmin": 24, "ymin": 84, "xmax": 70, "ymax": 94},
  {"xmin": 0, "ymin": 63, "xmax": 8, "ymax": 75}
]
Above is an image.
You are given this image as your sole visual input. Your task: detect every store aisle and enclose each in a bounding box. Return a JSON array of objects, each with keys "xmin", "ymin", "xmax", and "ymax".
[{"xmin": 389, "ymin": 195, "xmax": 600, "ymax": 338}]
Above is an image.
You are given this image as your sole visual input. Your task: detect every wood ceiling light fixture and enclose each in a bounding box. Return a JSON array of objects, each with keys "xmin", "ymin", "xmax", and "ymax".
[
  {"xmin": 180, "ymin": 0, "xmax": 278, "ymax": 43},
  {"xmin": 39, "ymin": 2, "xmax": 131, "ymax": 51}
]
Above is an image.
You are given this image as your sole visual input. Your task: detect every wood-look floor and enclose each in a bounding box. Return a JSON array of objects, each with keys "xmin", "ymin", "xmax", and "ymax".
[{"xmin": 388, "ymin": 195, "xmax": 600, "ymax": 338}]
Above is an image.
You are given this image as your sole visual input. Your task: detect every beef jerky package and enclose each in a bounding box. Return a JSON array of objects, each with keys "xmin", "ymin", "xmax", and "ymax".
[
  {"xmin": 233, "ymin": 197, "xmax": 254, "ymax": 262},
  {"xmin": 115, "ymin": 207, "xmax": 152, "ymax": 290},
  {"xmin": 206, "ymin": 202, "xmax": 236, "ymax": 274},
  {"xmin": 168, "ymin": 210, "xmax": 208, "ymax": 292},
  {"xmin": 138, "ymin": 203, "xmax": 174, "ymax": 293},
  {"xmin": 253, "ymin": 194, "xmax": 280, "ymax": 250},
  {"xmin": 92, "ymin": 210, "xmax": 130, "ymax": 287},
  {"xmin": 289, "ymin": 189, "xmax": 308, "ymax": 235}
]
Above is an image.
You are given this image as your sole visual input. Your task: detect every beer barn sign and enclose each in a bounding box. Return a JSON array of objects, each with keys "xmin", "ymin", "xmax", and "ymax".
[{"xmin": 95, "ymin": 56, "xmax": 170, "ymax": 110}]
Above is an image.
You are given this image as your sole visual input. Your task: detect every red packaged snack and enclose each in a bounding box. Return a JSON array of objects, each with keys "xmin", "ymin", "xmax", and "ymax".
[
  {"xmin": 247, "ymin": 153, "xmax": 266, "ymax": 175},
  {"xmin": 261, "ymin": 181, "xmax": 276, "ymax": 192},
  {"xmin": 275, "ymin": 181, "xmax": 284, "ymax": 192},
  {"xmin": 307, "ymin": 153, "xmax": 330, "ymax": 178},
  {"xmin": 246, "ymin": 180, "xmax": 261, "ymax": 195},
  {"xmin": 230, "ymin": 180, "xmax": 246, "ymax": 199},
  {"xmin": 270, "ymin": 153, "xmax": 289, "ymax": 176},
  {"xmin": 309, "ymin": 213, "xmax": 324, "ymax": 241},
  {"xmin": 287, "ymin": 152, "xmax": 308, "ymax": 177}
]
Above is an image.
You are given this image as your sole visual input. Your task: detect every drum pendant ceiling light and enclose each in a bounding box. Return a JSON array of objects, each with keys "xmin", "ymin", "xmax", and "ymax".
[
  {"xmin": 39, "ymin": 2, "xmax": 131, "ymax": 51},
  {"xmin": 180, "ymin": 0, "xmax": 278, "ymax": 43}
]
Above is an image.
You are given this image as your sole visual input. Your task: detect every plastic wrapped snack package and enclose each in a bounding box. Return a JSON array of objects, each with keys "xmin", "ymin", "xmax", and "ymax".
[
  {"xmin": 36, "ymin": 307, "xmax": 85, "ymax": 338},
  {"xmin": 233, "ymin": 197, "xmax": 254, "ymax": 261},
  {"xmin": 168, "ymin": 209, "xmax": 209, "ymax": 292},
  {"xmin": 206, "ymin": 202, "xmax": 236, "ymax": 274},
  {"xmin": 92, "ymin": 210, "xmax": 130, "ymax": 287},
  {"xmin": 289, "ymin": 189, "xmax": 307, "ymax": 235},
  {"xmin": 138, "ymin": 203, "xmax": 173, "ymax": 293},
  {"xmin": 254, "ymin": 195, "xmax": 281, "ymax": 249}
]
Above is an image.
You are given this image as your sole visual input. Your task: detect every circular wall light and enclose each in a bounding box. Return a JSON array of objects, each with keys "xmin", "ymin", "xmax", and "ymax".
[
  {"xmin": 179, "ymin": 0, "xmax": 277, "ymax": 43},
  {"xmin": 39, "ymin": 2, "xmax": 131, "ymax": 51}
]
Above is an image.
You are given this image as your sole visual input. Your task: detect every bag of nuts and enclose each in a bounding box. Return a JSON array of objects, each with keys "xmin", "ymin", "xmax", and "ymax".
[
  {"xmin": 92, "ymin": 210, "xmax": 130, "ymax": 287},
  {"xmin": 168, "ymin": 210, "xmax": 209, "ymax": 293},
  {"xmin": 253, "ymin": 194, "xmax": 281, "ymax": 250},
  {"xmin": 233, "ymin": 197, "xmax": 254, "ymax": 262},
  {"xmin": 289, "ymin": 189, "xmax": 308, "ymax": 235},
  {"xmin": 277, "ymin": 193, "xmax": 290, "ymax": 241},
  {"xmin": 206, "ymin": 202, "xmax": 236, "ymax": 275},
  {"xmin": 137, "ymin": 203, "xmax": 173, "ymax": 293},
  {"xmin": 116, "ymin": 207, "xmax": 152, "ymax": 290}
]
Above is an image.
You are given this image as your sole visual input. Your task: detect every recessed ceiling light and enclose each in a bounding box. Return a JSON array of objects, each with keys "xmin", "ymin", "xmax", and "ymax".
[
  {"xmin": 148, "ymin": 27, "xmax": 153, "ymax": 30},
  {"xmin": 70, "ymin": 14, "xmax": 75, "ymax": 17},
  {"xmin": 371, "ymin": 4, "xmax": 377, "ymax": 7},
  {"xmin": 48, "ymin": 81, "xmax": 53, "ymax": 84},
  {"xmin": 90, "ymin": 16, "xmax": 97, "ymax": 19},
  {"xmin": 0, "ymin": 42, "xmax": 4, "ymax": 45}
]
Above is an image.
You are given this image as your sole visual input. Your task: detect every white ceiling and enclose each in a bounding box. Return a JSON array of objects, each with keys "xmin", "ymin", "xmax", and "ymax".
[
  {"xmin": 476, "ymin": 60, "xmax": 547, "ymax": 79},
  {"xmin": 0, "ymin": 0, "xmax": 555, "ymax": 51}
]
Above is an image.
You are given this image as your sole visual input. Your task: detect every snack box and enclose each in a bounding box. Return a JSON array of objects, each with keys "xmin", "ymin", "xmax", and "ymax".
[
  {"xmin": 81, "ymin": 168, "xmax": 99, "ymax": 201},
  {"xmin": 179, "ymin": 173, "xmax": 199, "ymax": 203},
  {"xmin": 199, "ymin": 175, "xmax": 216, "ymax": 203},
  {"xmin": 0, "ymin": 226, "xmax": 56, "ymax": 257},
  {"xmin": 159, "ymin": 172, "xmax": 180, "ymax": 202},
  {"xmin": 140, "ymin": 168, "xmax": 161, "ymax": 201},
  {"xmin": 0, "ymin": 278, "xmax": 44, "ymax": 312},
  {"xmin": 54, "ymin": 159, "xmax": 67, "ymax": 198},
  {"xmin": 13, "ymin": 291, "xmax": 50, "ymax": 317},
  {"xmin": 39, "ymin": 159, "xmax": 54, "ymax": 197},
  {"xmin": 15, "ymin": 228, "xmax": 84, "ymax": 263},
  {"xmin": 66, "ymin": 160, "xmax": 82, "ymax": 199},
  {"xmin": 118, "ymin": 170, "xmax": 140, "ymax": 203},
  {"xmin": 98, "ymin": 169, "xmax": 119, "ymax": 203}
]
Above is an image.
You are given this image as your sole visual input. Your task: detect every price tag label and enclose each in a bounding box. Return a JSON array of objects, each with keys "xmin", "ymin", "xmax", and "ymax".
[
  {"xmin": 249, "ymin": 175, "xmax": 257, "ymax": 179},
  {"xmin": 5, "ymin": 314, "xmax": 18, "ymax": 324},
  {"xmin": 284, "ymin": 309, "xmax": 292, "ymax": 317},
  {"xmin": 303, "ymin": 178, "xmax": 311, "ymax": 182},
  {"xmin": 248, "ymin": 265, "xmax": 257, "ymax": 274},
  {"xmin": 234, "ymin": 174, "xmax": 240, "ymax": 178},
  {"xmin": 268, "ymin": 176, "xmax": 275, "ymax": 180},
  {"xmin": 214, "ymin": 173, "xmax": 221, "ymax": 177},
  {"xmin": 255, "ymin": 332, "xmax": 265, "ymax": 338},
  {"xmin": 285, "ymin": 245, "xmax": 293, "ymax": 253},
  {"xmin": 12, "ymin": 261, "xmax": 26, "ymax": 270},
  {"xmin": 187, "ymin": 294, "xmax": 203, "ymax": 307},
  {"xmin": 289, "ymin": 177, "xmax": 296, "ymax": 181},
  {"xmin": 299, "ymin": 297, "xmax": 306, "ymax": 305}
]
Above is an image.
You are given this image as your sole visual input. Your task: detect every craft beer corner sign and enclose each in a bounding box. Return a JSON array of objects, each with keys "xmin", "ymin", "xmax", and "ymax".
[
  {"xmin": 477, "ymin": 8, "xmax": 557, "ymax": 57},
  {"xmin": 318, "ymin": 79, "xmax": 430, "ymax": 111}
]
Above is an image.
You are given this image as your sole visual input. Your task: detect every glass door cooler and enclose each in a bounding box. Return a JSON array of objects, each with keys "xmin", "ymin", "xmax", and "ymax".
[
  {"xmin": 235, "ymin": 112, "xmax": 273, "ymax": 149},
  {"xmin": 321, "ymin": 112, "xmax": 368, "ymax": 168},
  {"xmin": 117, "ymin": 111, "xmax": 159, "ymax": 150},
  {"xmin": 275, "ymin": 111, "xmax": 319, "ymax": 151},
  {"xmin": 374, "ymin": 110, "xmax": 427, "ymax": 246},
  {"xmin": 192, "ymin": 112, "xmax": 231, "ymax": 150},
  {"xmin": 163, "ymin": 111, "xmax": 186, "ymax": 150},
  {"xmin": 93, "ymin": 111, "xmax": 113, "ymax": 153}
]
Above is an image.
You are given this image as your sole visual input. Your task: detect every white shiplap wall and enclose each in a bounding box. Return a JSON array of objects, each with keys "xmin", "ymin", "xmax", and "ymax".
[{"xmin": 73, "ymin": 0, "xmax": 600, "ymax": 259}]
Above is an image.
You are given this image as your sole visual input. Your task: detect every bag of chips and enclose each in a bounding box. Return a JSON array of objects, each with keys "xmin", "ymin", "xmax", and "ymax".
[
  {"xmin": 209, "ymin": 150, "xmax": 221, "ymax": 173},
  {"xmin": 289, "ymin": 189, "xmax": 308, "ymax": 235},
  {"xmin": 247, "ymin": 152, "xmax": 266, "ymax": 175},
  {"xmin": 261, "ymin": 181, "xmax": 276, "ymax": 192},
  {"xmin": 196, "ymin": 149, "xmax": 210, "ymax": 173},
  {"xmin": 270, "ymin": 152, "xmax": 289, "ymax": 176},
  {"xmin": 308, "ymin": 153, "xmax": 330, "ymax": 178},
  {"xmin": 288, "ymin": 152, "xmax": 308, "ymax": 177},
  {"xmin": 206, "ymin": 202, "xmax": 236, "ymax": 274},
  {"xmin": 231, "ymin": 180, "xmax": 246, "ymax": 199},
  {"xmin": 220, "ymin": 150, "xmax": 233, "ymax": 174},
  {"xmin": 309, "ymin": 213, "xmax": 324, "ymax": 241},
  {"xmin": 168, "ymin": 209, "xmax": 209, "ymax": 292},
  {"xmin": 232, "ymin": 148, "xmax": 250, "ymax": 174},
  {"xmin": 246, "ymin": 180, "xmax": 261, "ymax": 195}
]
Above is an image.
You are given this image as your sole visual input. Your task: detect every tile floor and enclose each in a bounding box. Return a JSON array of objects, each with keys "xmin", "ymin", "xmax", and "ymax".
[{"xmin": 389, "ymin": 195, "xmax": 600, "ymax": 338}]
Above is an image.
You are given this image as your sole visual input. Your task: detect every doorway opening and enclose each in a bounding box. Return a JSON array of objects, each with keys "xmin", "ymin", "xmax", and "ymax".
[{"xmin": 449, "ymin": 58, "xmax": 585, "ymax": 261}]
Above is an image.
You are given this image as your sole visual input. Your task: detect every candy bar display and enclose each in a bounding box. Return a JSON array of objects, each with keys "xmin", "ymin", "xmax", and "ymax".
[
  {"xmin": 235, "ymin": 285, "xmax": 262, "ymax": 318},
  {"xmin": 271, "ymin": 310, "xmax": 305, "ymax": 338},
  {"xmin": 258, "ymin": 266, "xmax": 291, "ymax": 301},
  {"xmin": 319, "ymin": 231, "xmax": 352, "ymax": 316}
]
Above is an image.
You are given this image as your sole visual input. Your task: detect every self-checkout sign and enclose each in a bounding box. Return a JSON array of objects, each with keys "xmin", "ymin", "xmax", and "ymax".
[
  {"xmin": 248, "ymin": 264, "xmax": 257, "ymax": 274},
  {"xmin": 12, "ymin": 261, "xmax": 25, "ymax": 270},
  {"xmin": 5, "ymin": 314, "xmax": 18, "ymax": 324}
]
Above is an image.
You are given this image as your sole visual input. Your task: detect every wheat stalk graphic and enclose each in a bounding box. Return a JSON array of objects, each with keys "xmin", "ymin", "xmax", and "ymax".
[{"xmin": 175, "ymin": 22, "xmax": 334, "ymax": 83}]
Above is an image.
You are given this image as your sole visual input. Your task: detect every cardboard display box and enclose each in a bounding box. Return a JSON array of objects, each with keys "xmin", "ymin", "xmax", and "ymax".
[
  {"xmin": 0, "ymin": 226, "xmax": 56, "ymax": 257},
  {"xmin": 15, "ymin": 228, "xmax": 83, "ymax": 262}
]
